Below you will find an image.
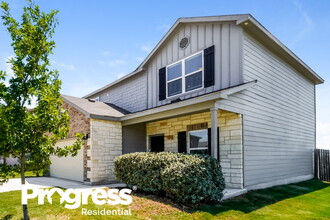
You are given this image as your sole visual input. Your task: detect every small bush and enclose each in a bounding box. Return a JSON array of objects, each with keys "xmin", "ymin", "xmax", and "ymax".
[
  {"xmin": 114, "ymin": 152, "xmax": 225, "ymax": 204},
  {"xmin": 0, "ymin": 164, "xmax": 19, "ymax": 185}
]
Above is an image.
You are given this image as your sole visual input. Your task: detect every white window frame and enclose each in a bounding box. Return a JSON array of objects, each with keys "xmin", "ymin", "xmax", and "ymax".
[
  {"xmin": 187, "ymin": 129, "xmax": 208, "ymax": 154},
  {"xmin": 166, "ymin": 51, "xmax": 204, "ymax": 98}
]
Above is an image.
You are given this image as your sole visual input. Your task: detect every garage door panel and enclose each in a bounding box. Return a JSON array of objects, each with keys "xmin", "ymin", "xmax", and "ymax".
[{"xmin": 50, "ymin": 139, "xmax": 84, "ymax": 182}]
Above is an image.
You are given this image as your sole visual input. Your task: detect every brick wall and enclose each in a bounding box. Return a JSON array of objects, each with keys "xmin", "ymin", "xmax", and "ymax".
[
  {"xmin": 62, "ymin": 103, "xmax": 90, "ymax": 138},
  {"xmin": 87, "ymin": 119, "xmax": 122, "ymax": 184},
  {"xmin": 146, "ymin": 110, "xmax": 243, "ymax": 189}
]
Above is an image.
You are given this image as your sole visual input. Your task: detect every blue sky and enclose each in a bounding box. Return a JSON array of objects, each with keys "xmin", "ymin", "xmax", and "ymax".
[{"xmin": 0, "ymin": 0, "xmax": 329, "ymax": 148}]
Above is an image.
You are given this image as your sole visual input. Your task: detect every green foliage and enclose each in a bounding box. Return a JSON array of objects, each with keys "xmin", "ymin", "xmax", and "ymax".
[
  {"xmin": 114, "ymin": 152, "xmax": 225, "ymax": 204},
  {"xmin": 0, "ymin": 0, "xmax": 83, "ymax": 184},
  {"xmin": 24, "ymin": 153, "xmax": 50, "ymax": 177},
  {"xmin": 0, "ymin": 2, "xmax": 83, "ymax": 218},
  {"xmin": 0, "ymin": 164, "xmax": 19, "ymax": 185}
]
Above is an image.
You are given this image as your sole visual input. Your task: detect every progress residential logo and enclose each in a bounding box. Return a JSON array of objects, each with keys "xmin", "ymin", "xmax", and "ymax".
[{"xmin": 21, "ymin": 186, "xmax": 133, "ymax": 212}]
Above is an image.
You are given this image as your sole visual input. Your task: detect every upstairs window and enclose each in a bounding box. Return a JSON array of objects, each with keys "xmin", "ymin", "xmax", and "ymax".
[{"xmin": 166, "ymin": 51, "xmax": 203, "ymax": 97}]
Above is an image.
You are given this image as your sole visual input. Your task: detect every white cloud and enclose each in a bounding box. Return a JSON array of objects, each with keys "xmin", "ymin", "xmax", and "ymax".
[
  {"xmin": 136, "ymin": 44, "xmax": 152, "ymax": 53},
  {"xmin": 157, "ymin": 24, "xmax": 171, "ymax": 32},
  {"xmin": 64, "ymin": 80, "xmax": 101, "ymax": 98},
  {"xmin": 316, "ymin": 122, "xmax": 330, "ymax": 149},
  {"xmin": 136, "ymin": 56, "xmax": 145, "ymax": 62},
  {"xmin": 103, "ymin": 51, "xmax": 111, "ymax": 56},
  {"xmin": 291, "ymin": 0, "xmax": 314, "ymax": 42},
  {"xmin": 1, "ymin": 56, "xmax": 15, "ymax": 86},
  {"xmin": 293, "ymin": 0, "xmax": 312, "ymax": 26},
  {"xmin": 25, "ymin": 96, "xmax": 37, "ymax": 109},
  {"xmin": 59, "ymin": 63, "xmax": 76, "ymax": 71},
  {"xmin": 97, "ymin": 59, "xmax": 127, "ymax": 67},
  {"xmin": 4, "ymin": 56, "xmax": 14, "ymax": 77},
  {"xmin": 116, "ymin": 73, "xmax": 127, "ymax": 79},
  {"xmin": 52, "ymin": 60, "xmax": 77, "ymax": 71}
]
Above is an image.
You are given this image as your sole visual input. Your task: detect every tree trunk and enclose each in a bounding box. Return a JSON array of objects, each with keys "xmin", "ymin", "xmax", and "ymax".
[{"xmin": 20, "ymin": 153, "xmax": 30, "ymax": 220}]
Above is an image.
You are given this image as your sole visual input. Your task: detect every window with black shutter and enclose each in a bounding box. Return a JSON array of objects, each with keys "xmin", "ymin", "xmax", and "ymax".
[{"xmin": 160, "ymin": 45, "xmax": 214, "ymax": 99}]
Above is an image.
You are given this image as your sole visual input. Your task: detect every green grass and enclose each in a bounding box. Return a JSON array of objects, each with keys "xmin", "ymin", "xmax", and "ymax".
[
  {"xmin": 0, "ymin": 179, "xmax": 329, "ymax": 220},
  {"xmin": 9, "ymin": 171, "xmax": 37, "ymax": 179}
]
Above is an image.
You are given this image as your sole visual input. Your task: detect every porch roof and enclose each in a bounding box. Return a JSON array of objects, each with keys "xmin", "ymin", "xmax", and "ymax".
[
  {"xmin": 121, "ymin": 80, "xmax": 257, "ymax": 125},
  {"xmin": 61, "ymin": 94, "xmax": 129, "ymax": 120}
]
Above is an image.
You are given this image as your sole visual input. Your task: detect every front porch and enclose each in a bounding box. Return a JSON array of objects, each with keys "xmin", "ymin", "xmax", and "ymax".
[{"xmin": 142, "ymin": 109, "xmax": 244, "ymax": 189}]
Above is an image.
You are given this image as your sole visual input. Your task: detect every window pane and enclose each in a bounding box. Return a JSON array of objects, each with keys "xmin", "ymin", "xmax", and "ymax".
[
  {"xmin": 189, "ymin": 130, "xmax": 208, "ymax": 149},
  {"xmin": 168, "ymin": 79, "xmax": 182, "ymax": 97},
  {"xmin": 190, "ymin": 149, "xmax": 208, "ymax": 155},
  {"xmin": 167, "ymin": 62, "xmax": 182, "ymax": 81},
  {"xmin": 185, "ymin": 53, "xmax": 202, "ymax": 74},
  {"xmin": 185, "ymin": 71, "xmax": 202, "ymax": 92}
]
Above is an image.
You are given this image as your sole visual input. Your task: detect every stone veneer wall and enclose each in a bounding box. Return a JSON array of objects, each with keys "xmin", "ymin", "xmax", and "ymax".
[
  {"xmin": 87, "ymin": 119, "xmax": 122, "ymax": 184},
  {"xmin": 146, "ymin": 111, "xmax": 243, "ymax": 189}
]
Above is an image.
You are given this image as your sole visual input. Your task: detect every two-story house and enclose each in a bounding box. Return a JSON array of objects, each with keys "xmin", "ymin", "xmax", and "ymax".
[{"xmin": 50, "ymin": 14, "xmax": 324, "ymax": 191}]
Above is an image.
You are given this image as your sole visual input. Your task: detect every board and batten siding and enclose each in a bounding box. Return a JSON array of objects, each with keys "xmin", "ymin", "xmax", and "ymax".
[
  {"xmin": 96, "ymin": 72, "xmax": 148, "ymax": 113},
  {"xmin": 146, "ymin": 22, "xmax": 244, "ymax": 108},
  {"xmin": 220, "ymin": 33, "xmax": 315, "ymax": 188}
]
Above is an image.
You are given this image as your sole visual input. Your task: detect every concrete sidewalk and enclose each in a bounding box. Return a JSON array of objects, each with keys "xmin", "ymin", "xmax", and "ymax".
[
  {"xmin": 0, "ymin": 177, "xmax": 126, "ymax": 193},
  {"xmin": 0, "ymin": 177, "xmax": 246, "ymax": 200}
]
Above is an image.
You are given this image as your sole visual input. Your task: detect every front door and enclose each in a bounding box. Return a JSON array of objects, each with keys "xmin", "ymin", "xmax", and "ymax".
[{"xmin": 150, "ymin": 135, "xmax": 164, "ymax": 152}]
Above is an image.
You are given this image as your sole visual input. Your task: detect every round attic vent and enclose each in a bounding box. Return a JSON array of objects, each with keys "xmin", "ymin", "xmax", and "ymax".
[{"xmin": 179, "ymin": 36, "xmax": 190, "ymax": 49}]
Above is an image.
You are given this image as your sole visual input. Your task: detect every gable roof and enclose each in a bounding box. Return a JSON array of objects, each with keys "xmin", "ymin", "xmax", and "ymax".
[
  {"xmin": 84, "ymin": 14, "xmax": 324, "ymax": 98},
  {"xmin": 61, "ymin": 94, "xmax": 129, "ymax": 121}
]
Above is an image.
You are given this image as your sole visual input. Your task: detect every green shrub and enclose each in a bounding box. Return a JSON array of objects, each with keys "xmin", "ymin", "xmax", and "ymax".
[
  {"xmin": 0, "ymin": 164, "xmax": 19, "ymax": 185},
  {"xmin": 24, "ymin": 153, "xmax": 50, "ymax": 177},
  {"xmin": 114, "ymin": 152, "xmax": 225, "ymax": 204}
]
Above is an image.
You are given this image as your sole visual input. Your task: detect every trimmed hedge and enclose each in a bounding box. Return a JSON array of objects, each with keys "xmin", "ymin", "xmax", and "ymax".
[{"xmin": 114, "ymin": 152, "xmax": 225, "ymax": 204}]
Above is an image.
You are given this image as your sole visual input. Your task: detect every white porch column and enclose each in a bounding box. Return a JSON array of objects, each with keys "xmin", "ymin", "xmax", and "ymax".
[{"xmin": 210, "ymin": 107, "xmax": 218, "ymax": 159}]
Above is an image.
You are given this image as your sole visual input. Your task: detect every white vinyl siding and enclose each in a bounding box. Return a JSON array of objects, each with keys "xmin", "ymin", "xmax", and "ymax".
[
  {"xmin": 220, "ymin": 33, "xmax": 315, "ymax": 188},
  {"xmin": 147, "ymin": 22, "xmax": 244, "ymax": 108},
  {"xmin": 97, "ymin": 72, "xmax": 147, "ymax": 113}
]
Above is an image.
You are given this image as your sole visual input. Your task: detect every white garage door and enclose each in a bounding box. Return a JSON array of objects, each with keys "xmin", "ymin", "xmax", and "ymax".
[{"xmin": 50, "ymin": 139, "xmax": 84, "ymax": 182}]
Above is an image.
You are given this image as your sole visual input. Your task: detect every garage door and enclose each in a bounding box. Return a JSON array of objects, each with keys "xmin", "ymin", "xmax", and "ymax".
[{"xmin": 50, "ymin": 139, "xmax": 84, "ymax": 182}]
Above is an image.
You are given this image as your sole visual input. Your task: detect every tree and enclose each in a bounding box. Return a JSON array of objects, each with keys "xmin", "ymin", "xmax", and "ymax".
[{"xmin": 0, "ymin": 1, "xmax": 83, "ymax": 219}]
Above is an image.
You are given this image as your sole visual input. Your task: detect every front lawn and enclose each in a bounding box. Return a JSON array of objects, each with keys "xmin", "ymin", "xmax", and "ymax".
[
  {"xmin": 9, "ymin": 171, "xmax": 37, "ymax": 179},
  {"xmin": 0, "ymin": 179, "xmax": 329, "ymax": 219}
]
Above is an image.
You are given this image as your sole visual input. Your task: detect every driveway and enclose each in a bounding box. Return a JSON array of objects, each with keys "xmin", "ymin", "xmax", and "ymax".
[{"xmin": 0, "ymin": 177, "xmax": 126, "ymax": 193}]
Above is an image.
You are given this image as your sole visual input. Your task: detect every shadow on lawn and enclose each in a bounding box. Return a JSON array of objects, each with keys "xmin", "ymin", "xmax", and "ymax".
[
  {"xmin": 132, "ymin": 179, "xmax": 330, "ymax": 216},
  {"xmin": 195, "ymin": 179, "xmax": 330, "ymax": 215},
  {"xmin": 1, "ymin": 214, "xmax": 13, "ymax": 220}
]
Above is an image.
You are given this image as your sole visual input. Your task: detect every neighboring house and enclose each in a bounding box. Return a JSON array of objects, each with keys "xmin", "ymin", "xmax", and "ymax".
[
  {"xmin": 50, "ymin": 14, "xmax": 324, "ymax": 191},
  {"xmin": 0, "ymin": 155, "xmax": 19, "ymax": 165}
]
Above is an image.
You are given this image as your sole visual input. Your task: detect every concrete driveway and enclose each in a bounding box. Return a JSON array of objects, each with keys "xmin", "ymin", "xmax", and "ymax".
[{"xmin": 0, "ymin": 177, "xmax": 126, "ymax": 193}]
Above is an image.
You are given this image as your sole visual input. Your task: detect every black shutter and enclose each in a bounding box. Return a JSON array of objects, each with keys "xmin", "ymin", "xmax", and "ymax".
[
  {"xmin": 204, "ymin": 45, "xmax": 215, "ymax": 87},
  {"xmin": 159, "ymin": 67, "xmax": 166, "ymax": 101},
  {"xmin": 208, "ymin": 128, "xmax": 211, "ymax": 156},
  {"xmin": 208, "ymin": 127, "xmax": 220, "ymax": 159},
  {"xmin": 178, "ymin": 131, "xmax": 187, "ymax": 153},
  {"xmin": 217, "ymin": 127, "xmax": 220, "ymax": 159}
]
